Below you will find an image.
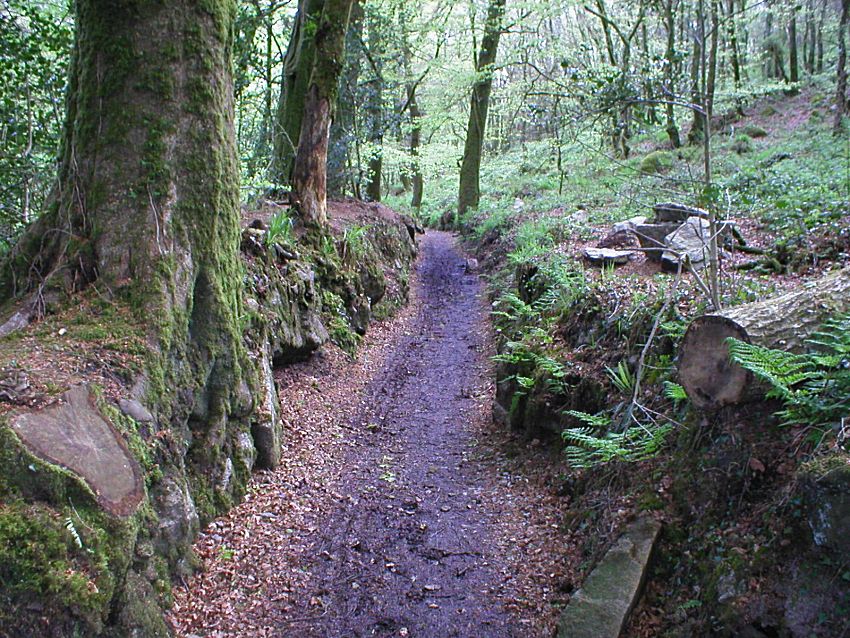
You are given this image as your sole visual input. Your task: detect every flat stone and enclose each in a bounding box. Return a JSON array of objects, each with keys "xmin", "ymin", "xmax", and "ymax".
[
  {"xmin": 583, "ymin": 248, "xmax": 633, "ymax": 266},
  {"xmin": 612, "ymin": 215, "xmax": 648, "ymax": 234},
  {"xmin": 119, "ymin": 398, "xmax": 154, "ymax": 423},
  {"xmin": 662, "ymin": 216, "xmax": 711, "ymax": 272},
  {"xmin": 558, "ymin": 517, "xmax": 662, "ymax": 638},
  {"xmin": 635, "ymin": 223, "xmax": 680, "ymax": 262},
  {"xmin": 653, "ymin": 202, "xmax": 708, "ymax": 223},
  {"xmin": 11, "ymin": 384, "xmax": 144, "ymax": 517},
  {"xmin": 801, "ymin": 463, "xmax": 850, "ymax": 562}
]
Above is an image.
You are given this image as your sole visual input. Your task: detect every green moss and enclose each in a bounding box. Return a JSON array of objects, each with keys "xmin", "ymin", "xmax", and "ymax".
[
  {"xmin": 742, "ymin": 124, "xmax": 768, "ymax": 138},
  {"xmin": 639, "ymin": 150, "xmax": 674, "ymax": 175}
]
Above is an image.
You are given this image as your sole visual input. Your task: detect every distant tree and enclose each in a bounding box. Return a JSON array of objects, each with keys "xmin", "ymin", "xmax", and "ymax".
[
  {"xmin": 836, "ymin": 0, "xmax": 849, "ymax": 134},
  {"xmin": 291, "ymin": 0, "xmax": 356, "ymax": 227},
  {"xmin": 458, "ymin": 0, "xmax": 507, "ymax": 216}
]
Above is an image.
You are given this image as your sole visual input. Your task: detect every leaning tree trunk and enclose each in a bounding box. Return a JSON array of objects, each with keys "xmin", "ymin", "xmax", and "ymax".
[
  {"xmin": 457, "ymin": 0, "xmax": 507, "ymax": 216},
  {"xmin": 271, "ymin": 0, "xmax": 325, "ymax": 186},
  {"xmin": 679, "ymin": 267, "xmax": 850, "ymax": 410},
  {"xmin": 291, "ymin": 0, "xmax": 355, "ymax": 227}
]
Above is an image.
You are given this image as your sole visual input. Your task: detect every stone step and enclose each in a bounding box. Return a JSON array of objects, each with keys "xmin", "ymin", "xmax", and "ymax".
[{"xmin": 557, "ymin": 517, "xmax": 662, "ymax": 638}]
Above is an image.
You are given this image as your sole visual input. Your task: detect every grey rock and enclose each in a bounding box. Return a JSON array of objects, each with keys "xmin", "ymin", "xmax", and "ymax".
[
  {"xmin": 584, "ymin": 248, "xmax": 633, "ymax": 266},
  {"xmin": 801, "ymin": 464, "xmax": 850, "ymax": 562},
  {"xmin": 119, "ymin": 398, "xmax": 154, "ymax": 423},
  {"xmin": 653, "ymin": 202, "xmax": 709, "ymax": 223},
  {"xmin": 612, "ymin": 215, "xmax": 648, "ymax": 234},
  {"xmin": 635, "ymin": 223, "xmax": 680, "ymax": 262},
  {"xmin": 662, "ymin": 217, "xmax": 711, "ymax": 271},
  {"xmin": 251, "ymin": 343, "xmax": 281, "ymax": 469},
  {"xmin": 152, "ymin": 475, "xmax": 199, "ymax": 551},
  {"xmin": 557, "ymin": 517, "xmax": 662, "ymax": 638}
]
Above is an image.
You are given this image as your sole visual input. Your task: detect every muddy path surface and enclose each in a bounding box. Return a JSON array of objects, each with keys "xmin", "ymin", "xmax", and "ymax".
[{"xmin": 170, "ymin": 231, "xmax": 571, "ymax": 637}]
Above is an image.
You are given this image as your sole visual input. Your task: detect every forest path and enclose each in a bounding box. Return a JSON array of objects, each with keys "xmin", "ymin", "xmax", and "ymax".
[{"xmin": 169, "ymin": 231, "xmax": 560, "ymax": 638}]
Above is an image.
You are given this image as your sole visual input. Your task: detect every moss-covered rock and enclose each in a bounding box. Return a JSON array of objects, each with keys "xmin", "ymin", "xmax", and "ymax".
[
  {"xmin": 742, "ymin": 124, "xmax": 768, "ymax": 138},
  {"xmin": 639, "ymin": 151, "xmax": 674, "ymax": 175}
]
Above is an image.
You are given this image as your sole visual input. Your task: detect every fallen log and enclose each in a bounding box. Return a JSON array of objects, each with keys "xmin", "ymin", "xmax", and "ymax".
[{"xmin": 678, "ymin": 266, "xmax": 850, "ymax": 410}]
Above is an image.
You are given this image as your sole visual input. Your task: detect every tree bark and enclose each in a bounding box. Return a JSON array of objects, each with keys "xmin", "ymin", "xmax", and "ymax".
[
  {"xmin": 789, "ymin": 8, "xmax": 799, "ymax": 83},
  {"xmin": 364, "ymin": 11, "xmax": 385, "ymax": 203},
  {"xmin": 663, "ymin": 0, "xmax": 682, "ymax": 148},
  {"xmin": 271, "ymin": 0, "xmax": 325, "ymax": 186},
  {"xmin": 409, "ymin": 85, "xmax": 424, "ymax": 209},
  {"xmin": 679, "ymin": 267, "xmax": 850, "ymax": 410},
  {"xmin": 726, "ymin": 0, "xmax": 744, "ymax": 114},
  {"xmin": 688, "ymin": 6, "xmax": 705, "ymax": 144},
  {"xmin": 457, "ymin": 0, "xmax": 506, "ymax": 216},
  {"xmin": 291, "ymin": 0, "xmax": 355, "ymax": 227},
  {"xmin": 835, "ymin": 0, "xmax": 850, "ymax": 134}
]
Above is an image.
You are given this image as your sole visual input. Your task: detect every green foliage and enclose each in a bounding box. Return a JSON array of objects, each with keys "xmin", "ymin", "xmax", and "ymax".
[
  {"xmin": 0, "ymin": 0, "xmax": 73, "ymax": 249},
  {"xmin": 639, "ymin": 151, "xmax": 674, "ymax": 175},
  {"xmin": 341, "ymin": 224, "xmax": 370, "ymax": 260},
  {"xmin": 562, "ymin": 411, "xmax": 674, "ymax": 469},
  {"xmin": 727, "ymin": 313, "xmax": 850, "ymax": 430},
  {"xmin": 266, "ymin": 211, "xmax": 293, "ymax": 246},
  {"xmin": 606, "ymin": 360, "xmax": 636, "ymax": 395}
]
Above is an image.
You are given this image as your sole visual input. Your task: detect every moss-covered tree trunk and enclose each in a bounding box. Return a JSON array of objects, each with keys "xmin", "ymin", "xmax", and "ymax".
[
  {"xmin": 3, "ymin": 0, "xmax": 253, "ymax": 520},
  {"xmin": 409, "ymin": 86, "xmax": 424, "ymax": 209},
  {"xmin": 271, "ymin": 0, "xmax": 325, "ymax": 187},
  {"xmin": 291, "ymin": 0, "xmax": 355, "ymax": 227},
  {"xmin": 457, "ymin": 0, "xmax": 506, "ymax": 216}
]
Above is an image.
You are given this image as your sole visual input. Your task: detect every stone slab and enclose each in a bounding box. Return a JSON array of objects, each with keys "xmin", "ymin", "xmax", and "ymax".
[
  {"xmin": 11, "ymin": 384, "xmax": 144, "ymax": 517},
  {"xmin": 635, "ymin": 223, "xmax": 680, "ymax": 262},
  {"xmin": 558, "ymin": 517, "xmax": 662, "ymax": 638},
  {"xmin": 653, "ymin": 202, "xmax": 708, "ymax": 223},
  {"xmin": 583, "ymin": 248, "xmax": 633, "ymax": 266}
]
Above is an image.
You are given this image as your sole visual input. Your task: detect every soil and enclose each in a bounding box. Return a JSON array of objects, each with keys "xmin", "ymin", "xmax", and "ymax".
[{"xmin": 169, "ymin": 231, "xmax": 574, "ymax": 637}]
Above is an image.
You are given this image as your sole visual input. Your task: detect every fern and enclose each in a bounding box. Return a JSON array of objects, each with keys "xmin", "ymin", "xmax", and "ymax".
[
  {"xmin": 663, "ymin": 381, "xmax": 688, "ymax": 402},
  {"xmin": 65, "ymin": 517, "xmax": 83, "ymax": 549},
  {"xmin": 562, "ymin": 410, "xmax": 674, "ymax": 468},
  {"xmin": 727, "ymin": 311, "xmax": 850, "ymax": 428}
]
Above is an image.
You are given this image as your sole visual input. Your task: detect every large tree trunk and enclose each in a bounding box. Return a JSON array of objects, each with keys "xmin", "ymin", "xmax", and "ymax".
[
  {"xmin": 271, "ymin": 0, "xmax": 325, "ymax": 186},
  {"xmin": 679, "ymin": 267, "xmax": 850, "ymax": 410},
  {"xmin": 291, "ymin": 0, "xmax": 355, "ymax": 227},
  {"xmin": 0, "ymin": 0, "xmax": 254, "ymax": 561},
  {"xmin": 835, "ymin": 0, "xmax": 850, "ymax": 135},
  {"xmin": 457, "ymin": 0, "xmax": 506, "ymax": 216}
]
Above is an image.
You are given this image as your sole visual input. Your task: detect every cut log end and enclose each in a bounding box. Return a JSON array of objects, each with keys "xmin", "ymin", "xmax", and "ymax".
[{"xmin": 679, "ymin": 316, "xmax": 753, "ymax": 411}]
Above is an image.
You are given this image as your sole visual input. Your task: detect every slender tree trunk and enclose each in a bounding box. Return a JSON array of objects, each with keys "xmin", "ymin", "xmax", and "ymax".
[
  {"xmin": 409, "ymin": 86, "xmax": 424, "ymax": 209},
  {"xmin": 727, "ymin": 0, "xmax": 743, "ymax": 113},
  {"xmin": 688, "ymin": 8, "xmax": 705, "ymax": 144},
  {"xmin": 272, "ymin": 0, "xmax": 325, "ymax": 186},
  {"xmin": 706, "ymin": 0, "xmax": 719, "ymax": 118},
  {"xmin": 663, "ymin": 0, "xmax": 682, "ymax": 147},
  {"xmin": 291, "ymin": 0, "xmax": 355, "ymax": 227},
  {"xmin": 458, "ymin": 0, "xmax": 506, "ymax": 216},
  {"xmin": 327, "ymin": 0, "xmax": 363, "ymax": 198},
  {"xmin": 836, "ymin": 0, "xmax": 850, "ymax": 134},
  {"xmin": 364, "ymin": 13, "xmax": 384, "ymax": 202},
  {"xmin": 789, "ymin": 8, "xmax": 799, "ymax": 83},
  {"xmin": 817, "ymin": 0, "xmax": 826, "ymax": 72}
]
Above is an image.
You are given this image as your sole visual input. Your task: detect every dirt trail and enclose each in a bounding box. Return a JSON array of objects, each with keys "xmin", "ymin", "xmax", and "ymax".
[
  {"xmin": 275, "ymin": 231, "xmax": 519, "ymax": 637},
  {"xmin": 169, "ymin": 231, "xmax": 567, "ymax": 638}
]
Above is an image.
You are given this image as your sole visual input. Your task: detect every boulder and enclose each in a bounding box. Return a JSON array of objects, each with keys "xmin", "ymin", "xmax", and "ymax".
[
  {"xmin": 653, "ymin": 202, "xmax": 708, "ymax": 223},
  {"xmin": 584, "ymin": 248, "xmax": 633, "ymax": 267},
  {"xmin": 557, "ymin": 517, "xmax": 662, "ymax": 638},
  {"xmin": 635, "ymin": 223, "xmax": 680, "ymax": 262},
  {"xmin": 11, "ymin": 384, "xmax": 144, "ymax": 517},
  {"xmin": 662, "ymin": 217, "xmax": 711, "ymax": 272}
]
